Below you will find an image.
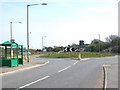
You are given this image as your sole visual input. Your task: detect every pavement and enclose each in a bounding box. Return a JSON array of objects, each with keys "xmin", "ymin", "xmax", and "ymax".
[{"xmin": 0, "ymin": 55, "xmax": 49, "ymax": 75}]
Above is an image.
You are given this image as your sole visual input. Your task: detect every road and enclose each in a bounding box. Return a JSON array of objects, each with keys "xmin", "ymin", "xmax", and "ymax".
[{"xmin": 2, "ymin": 56, "xmax": 118, "ymax": 89}]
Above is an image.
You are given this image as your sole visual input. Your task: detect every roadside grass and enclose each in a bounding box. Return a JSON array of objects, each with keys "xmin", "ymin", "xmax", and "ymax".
[{"xmin": 39, "ymin": 52, "xmax": 115, "ymax": 58}]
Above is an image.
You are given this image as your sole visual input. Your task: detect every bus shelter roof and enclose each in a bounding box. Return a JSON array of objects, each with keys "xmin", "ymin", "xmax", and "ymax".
[{"xmin": 1, "ymin": 41, "xmax": 22, "ymax": 47}]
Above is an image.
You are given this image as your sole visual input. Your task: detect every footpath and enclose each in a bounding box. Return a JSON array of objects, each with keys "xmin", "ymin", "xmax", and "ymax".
[{"xmin": 0, "ymin": 55, "xmax": 49, "ymax": 76}]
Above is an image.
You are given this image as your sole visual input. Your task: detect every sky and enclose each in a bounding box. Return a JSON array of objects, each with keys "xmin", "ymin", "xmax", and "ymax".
[{"xmin": 0, "ymin": 0, "xmax": 119, "ymax": 49}]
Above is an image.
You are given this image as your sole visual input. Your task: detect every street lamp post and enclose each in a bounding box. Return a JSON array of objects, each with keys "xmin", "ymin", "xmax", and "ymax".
[
  {"xmin": 10, "ymin": 22, "xmax": 22, "ymax": 42},
  {"xmin": 42, "ymin": 36, "xmax": 46, "ymax": 51},
  {"xmin": 99, "ymin": 34, "xmax": 100, "ymax": 53},
  {"xmin": 27, "ymin": 3, "xmax": 47, "ymax": 62},
  {"xmin": 10, "ymin": 21, "xmax": 22, "ymax": 59}
]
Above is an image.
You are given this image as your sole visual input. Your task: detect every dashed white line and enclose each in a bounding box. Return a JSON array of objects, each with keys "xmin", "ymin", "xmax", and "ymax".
[
  {"xmin": 74, "ymin": 61, "xmax": 78, "ymax": 65},
  {"xmin": 18, "ymin": 76, "xmax": 50, "ymax": 89},
  {"xmin": 58, "ymin": 66, "xmax": 71, "ymax": 72}
]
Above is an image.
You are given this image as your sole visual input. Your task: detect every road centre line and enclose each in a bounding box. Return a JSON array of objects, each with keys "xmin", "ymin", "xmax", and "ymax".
[
  {"xmin": 58, "ymin": 66, "xmax": 71, "ymax": 72},
  {"xmin": 17, "ymin": 76, "xmax": 50, "ymax": 89}
]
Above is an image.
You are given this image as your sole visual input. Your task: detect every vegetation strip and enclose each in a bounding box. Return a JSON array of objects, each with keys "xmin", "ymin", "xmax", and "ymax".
[{"xmin": 39, "ymin": 52, "xmax": 114, "ymax": 58}]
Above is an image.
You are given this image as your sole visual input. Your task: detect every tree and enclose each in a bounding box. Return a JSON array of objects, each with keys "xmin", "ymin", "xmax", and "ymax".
[
  {"xmin": 91, "ymin": 39, "xmax": 100, "ymax": 44},
  {"xmin": 106, "ymin": 35, "xmax": 118, "ymax": 43},
  {"xmin": 71, "ymin": 44, "xmax": 79, "ymax": 49},
  {"xmin": 53, "ymin": 46, "xmax": 64, "ymax": 52},
  {"xmin": 90, "ymin": 39, "xmax": 106, "ymax": 52},
  {"xmin": 105, "ymin": 35, "xmax": 120, "ymax": 53},
  {"xmin": 89, "ymin": 44, "xmax": 97, "ymax": 52},
  {"xmin": 45, "ymin": 47, "xmax": 53, "ymax": 52}
]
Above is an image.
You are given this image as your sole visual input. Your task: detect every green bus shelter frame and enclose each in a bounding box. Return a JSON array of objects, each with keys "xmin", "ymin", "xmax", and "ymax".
[{"xmin": 1, "ymin": 41, "xmax": 23, "ymax": 67}]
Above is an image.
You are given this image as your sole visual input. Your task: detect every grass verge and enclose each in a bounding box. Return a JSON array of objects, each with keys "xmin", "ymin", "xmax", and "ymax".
[{"xmin": 39, "ymin": 52, "xmax": 115, "ymax": 58}]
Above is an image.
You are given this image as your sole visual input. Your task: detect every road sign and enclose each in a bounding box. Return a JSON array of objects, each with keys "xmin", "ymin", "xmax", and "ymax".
[
  {"xmin": 64, "ymin": 47, "xmax": 74, "ymax": 52},
  {"xmin": 64, "ymin": 48, "xmax": 67, "ymax": 51},
  {"xmin": 70, "ymin": 48, "xmax": 72, "ymax": 52}
]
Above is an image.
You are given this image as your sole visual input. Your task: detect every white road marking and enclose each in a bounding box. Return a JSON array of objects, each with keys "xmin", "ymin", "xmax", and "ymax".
[
  {"xmin": 104, "ymin": 66, "xmax": 107, "ymax": 89},
  {"xmin": 80, "ymin": 58, "xmax": 90, "ymax": 62},
  {"xmin": 84, "ymin": 58, "xmax": 90, "ymax": 60},
  {"xmin": 18, "ymin": 76, "xmax": 50, "ymax": 89},
  {"xmin": 74, "ymin": 61, "xmax": 78, "ymax": 65},
  {"xmin": 102, "ymin": 64, "xmax": 108, "ymax": 89},
  {"xmin": 80, "ymin": 58, "xmax": 90, "ymax": 61},
  {"xmin": 58, "ymin": 66, "xmax": 71, "ymax": 72}
]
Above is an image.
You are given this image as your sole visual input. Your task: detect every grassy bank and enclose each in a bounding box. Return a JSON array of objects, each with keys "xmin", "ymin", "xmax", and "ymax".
[{"xmin": 39, "ymin": 52, "xmax": 115, "ymax": 58}]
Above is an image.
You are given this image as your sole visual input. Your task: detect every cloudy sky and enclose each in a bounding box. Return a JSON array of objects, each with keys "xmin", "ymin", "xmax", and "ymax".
[{"xmin": 0, "ymin": 0, "xmax": 118, "ymax": 49}]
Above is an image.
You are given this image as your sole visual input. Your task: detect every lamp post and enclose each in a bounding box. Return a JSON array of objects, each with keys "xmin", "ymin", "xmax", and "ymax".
[
  {"xmin": 98, "ymin": 34, "xmax": 100, "ymax": 53},
  {"xmin": 10, "ymin": 22, "xmax": 22, "ymax": 42},
  {"xmin": 42, "ymin": 36, "xmax": 46, "ymax": 51},
  {"xmin": 10, "ymin": 21, "xmax": 22, "ymax": 59},
  {"xmin": 27, "ymin": 3, "xmax": 47, "ymax": 62}
]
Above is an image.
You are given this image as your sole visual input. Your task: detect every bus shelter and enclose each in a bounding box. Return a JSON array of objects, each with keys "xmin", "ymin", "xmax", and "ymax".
[{"xmin": 1, "ymin": 41, "xmax": 23, "ymax": 67}]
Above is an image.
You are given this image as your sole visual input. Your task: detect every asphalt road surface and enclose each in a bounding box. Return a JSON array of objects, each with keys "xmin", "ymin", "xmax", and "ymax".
[{"xmin": 2, "ymin": 56, "xmax": 118, "ymax": 89}]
